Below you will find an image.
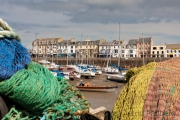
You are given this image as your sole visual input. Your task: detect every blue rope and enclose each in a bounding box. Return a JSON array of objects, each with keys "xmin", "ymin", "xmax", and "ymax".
[{"xmin": 0, "ymin": 38, "xmax": 31, "ymax": 81}]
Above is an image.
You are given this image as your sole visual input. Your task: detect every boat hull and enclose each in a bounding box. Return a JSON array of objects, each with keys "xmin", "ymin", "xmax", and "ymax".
[
  {"xmin": 76, "ymin": 86, "xmax": 118, "ymax": 92},
  {"xmin": 106, "ymin": 75, "xmax": 126, "ymax": 83},
  {"xmin": 69, "ymin": 74, "xmax": 81, "ymax": 80}
]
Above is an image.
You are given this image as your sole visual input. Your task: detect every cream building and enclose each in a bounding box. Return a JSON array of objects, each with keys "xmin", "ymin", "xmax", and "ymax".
[
  {"xmin": 76, "ymin": 38, "xmax": 105, "ymax": 60},
  {"xmin": 151, "ymin": 45, "xmax": 166, "ymax": 57},
  {"xmin": 32, "ymin": 37, "xmax": 63, "ymax": 58}
]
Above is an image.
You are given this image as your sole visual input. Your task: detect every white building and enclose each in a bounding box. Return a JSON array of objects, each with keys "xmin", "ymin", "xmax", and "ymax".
[
  {"xmin": 99, "ymin": 40, "xmax": 128, "ymax": 58},
  {"xmin": 126, "ymin": 39, "xmax": 138, "ymax": 58},
  {"xmin": 111, "ymin": 40, "xmax": 126, "ymax": 58},
  {"xmin": 165, "ymin": 44, "xmax": 180, "ymax": 57},
  {"xmin": 58, "ymin": 38, "xmax": 76, "ymax": 58},
  {"xmin": 98, "ymin": 41, "xmax": 114, "ymax": 58}
]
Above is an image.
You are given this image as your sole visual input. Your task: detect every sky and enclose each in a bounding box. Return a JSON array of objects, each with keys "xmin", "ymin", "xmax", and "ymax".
[{"xmin": 0, "ymin": 0, "xmax": 180, "ymax": 49}]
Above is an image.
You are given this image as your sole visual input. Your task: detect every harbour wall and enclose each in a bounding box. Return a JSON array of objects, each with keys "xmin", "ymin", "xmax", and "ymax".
[{"xmin": 32, "ymin": 57, "xmax": 170, "ymax": 68}]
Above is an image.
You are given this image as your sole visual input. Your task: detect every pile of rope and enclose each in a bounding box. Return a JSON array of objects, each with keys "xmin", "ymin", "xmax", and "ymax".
[
  {"xmin": 0, "ymin": 18, "xmax": 89, "ymax": 119},
  {"xmin": 112, "ymin": 57, "xmax": 180, "ymax": 120}
]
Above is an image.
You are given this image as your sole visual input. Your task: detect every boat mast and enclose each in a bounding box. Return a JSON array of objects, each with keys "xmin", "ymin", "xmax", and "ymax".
[
  {"xmin": 106, "ymin": 42, "xmax": 110, "ymax": 68},
  {"xmin": 81, "ymin": 34, "xmax": 83, "ymax": 64},
  {"xmin": 67, "ymin": 40, "xmax": 68, "ymax": 66},
  {"xmin": 118, "ymin": 23, "xmax": 120, "ymax": 68},
  {"xmin": 86, "ymin": 36, "xmax": 88, "ymax": 65},
  {"xmin": 52, "ymin": 39, "xmax": 53, "ymax": 63},
  {"xmin": 46, "ymin": 40, "xmax": 48, "ymax": 62},
  {"xmin": 142, "ymin": 34, "xmax": 145, "ymax": 65},
  {"xmin": 107, "ymin": 39, "xmax": 112, "ymax": 67},
  {"xmin": 75, "ymin": 40, "xmax": 77, "ymax": 64}
]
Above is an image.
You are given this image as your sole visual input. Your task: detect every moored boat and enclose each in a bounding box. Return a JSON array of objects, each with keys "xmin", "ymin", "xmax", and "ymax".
[
  {"xmin": 69, "ymin": 71, "xmax": 81, "ymax": 80},
  {"xmin": 106, "ymin": 74, "xmax": 126, "ymax": 83},
  {"xmin": 101, "ymin": 66, "xmax": 119, "ymax": 74},
  {"xmin": 76, "ymin": 82, "xmax": 118, "ymax": 92},
  {"xmin": 80, "ymin": 69, "xmax": 95, "ymax": 78}
]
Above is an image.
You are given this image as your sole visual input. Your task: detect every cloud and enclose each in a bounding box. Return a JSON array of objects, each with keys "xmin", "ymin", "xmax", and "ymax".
[
  {"xmin": 0, "ymin": 0, "xmax": 179, "ymax": 49},
  {"xmin": 24, "ymin": 31, "xmax": 31, "ymax": 33},
  {"xmin": 2, "ymin": 0, "xmax": 180, "ymax": 24}
]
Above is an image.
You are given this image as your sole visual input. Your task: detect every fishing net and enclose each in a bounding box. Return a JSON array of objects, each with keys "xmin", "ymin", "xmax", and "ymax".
[
  {"xmin": 0, "ymin": 18, "xmax": 30, "ymax": 81},
  {"xmin": 0, "ymin": 18, "xmax": 90, "ymax": 119},
  {"xmin": 0, "ymin": 38, "xmax": 31, "ymax": 81},
  {"xmin": 112, "ymin": 57, "xmax": 180, "ymax": 120}
]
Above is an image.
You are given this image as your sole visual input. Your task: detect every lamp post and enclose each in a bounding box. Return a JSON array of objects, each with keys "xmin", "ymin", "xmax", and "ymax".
[{"xmin": 35, "ymin": 33, "xmax": 39, "ymax": 62}]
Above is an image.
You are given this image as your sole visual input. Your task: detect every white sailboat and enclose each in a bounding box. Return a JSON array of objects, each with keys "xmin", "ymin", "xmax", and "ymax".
[
  {"xmin": 101, "ymin": 42, "xmax": 119, "ymax": 74},
  {"xmin": 106, "ymin": 23, "xmax": 127, "ymax": 83}
]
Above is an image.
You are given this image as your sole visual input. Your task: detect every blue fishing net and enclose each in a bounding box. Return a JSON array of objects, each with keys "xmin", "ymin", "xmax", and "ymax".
[{"xmin": 0, "ymin": 38, "xmax": 31, "ymax": 81}]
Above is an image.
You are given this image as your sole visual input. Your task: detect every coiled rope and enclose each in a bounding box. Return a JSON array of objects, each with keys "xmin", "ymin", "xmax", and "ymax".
[{"xmin": 0, "ymin": 18, "xmax": 20, "ymax": 42}]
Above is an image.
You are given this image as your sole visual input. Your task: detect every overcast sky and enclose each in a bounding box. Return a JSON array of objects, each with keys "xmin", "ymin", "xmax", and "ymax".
[{"xmin": 0, "ymin": 0, "xmax": 180, "ymax": 49}]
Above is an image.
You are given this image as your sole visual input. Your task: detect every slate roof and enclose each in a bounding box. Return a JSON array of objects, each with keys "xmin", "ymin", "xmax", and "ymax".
[
  {"xmin": 127, "ymin": 39, "xmax": 138, "ymax": 44},
  {"xmin": 139, "ymin": 37, "xmax": 152, "ymax": 43},
  {"xmin": 166, "ymin": 44, "xmax": 180, "ymax": 49}
]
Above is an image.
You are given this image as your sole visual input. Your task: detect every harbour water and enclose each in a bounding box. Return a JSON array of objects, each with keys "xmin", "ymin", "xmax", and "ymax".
[{"xmin": 69, "ymin": 74, "xmax": 125, "ymax": 112}]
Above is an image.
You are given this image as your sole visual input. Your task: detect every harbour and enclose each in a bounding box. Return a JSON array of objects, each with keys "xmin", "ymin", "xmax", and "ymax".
[
  {"xmin": 69, "ymin": 74, "xmax": 125, "ymax": 112},
  {"xmin": 1, "ymin": 1, "xmax": 180, "ymax": 118}
]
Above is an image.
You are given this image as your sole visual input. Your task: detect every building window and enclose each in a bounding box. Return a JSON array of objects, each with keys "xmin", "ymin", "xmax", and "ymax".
[
  {"xmin": 114, "ymin": 49, "xmax": 118, "ymax": 53},
  {"xmin": 71, "ymin": 46, "xmax": 73, "ymax": 48},
  {"xmin": 71, "ymin": 50, "xmax": 73, "ymax": 53},
  {"xmin": 175, "ymin": 50, "xmax": 176, "ymax": 53},
  {"xmin": 121, "ymin": 50, "xmax": 125, "ymax": 53},
  {"xmin": 130, "ymin": 54, "xmax": 133, "ymax": 57},
  {"xmin": 130, "ymin": 50, "xmax": 133, "ymax": 53},
  {"xmin": 152, "ymin": 51, "xmax": 154, "ymax": 54},
  {"xmin": 157, "ymin": 51, "xmax": 159, "ymax": 54},
  {"xmin": 167, "ymin": 50, "xmax": 169, "ymax": 53},
  {"xmin": 160, "ymin": 47, "xmax": 163, "ymax": 50},
  {"xmin": 153, "ymin": 47, "xmax": 157, "ymax": 50}
]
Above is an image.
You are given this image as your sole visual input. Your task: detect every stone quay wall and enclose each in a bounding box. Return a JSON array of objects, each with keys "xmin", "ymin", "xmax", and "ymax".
[{"xmin": 32, "ymin": 57, "xmax": 170, "ymax": 68}]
